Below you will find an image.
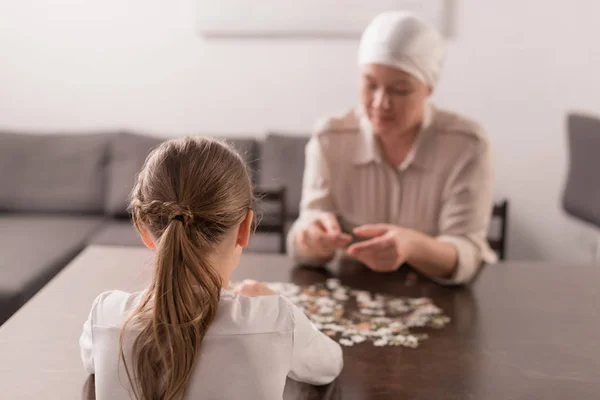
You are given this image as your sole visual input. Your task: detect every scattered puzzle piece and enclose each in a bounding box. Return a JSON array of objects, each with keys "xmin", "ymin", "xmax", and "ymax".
[{"xmin": 230, "ymin": 279, "xmax": 450, "ymax": 348}]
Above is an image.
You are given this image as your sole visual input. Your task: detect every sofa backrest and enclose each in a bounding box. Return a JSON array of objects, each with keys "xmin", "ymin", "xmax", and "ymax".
[
  {"xmin": 105, "ymin": 132, "xmax": 260, "ymax": 218},
  {"xmin": 104, "ymin": 132, "xmax": 164, "ymax": 218},
  {"xmin": 0, "ymin": 131, "xmax": 114, "ymax": 214},
  {"xmin": 0, "ymin": 129, "xmax": 304, "ymax": 218}
]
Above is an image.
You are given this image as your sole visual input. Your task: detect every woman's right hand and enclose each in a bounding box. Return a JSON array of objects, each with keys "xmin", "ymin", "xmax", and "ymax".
[{"xmin": 296, "ymin": 213, "xmax": 352, "ymax": 259}]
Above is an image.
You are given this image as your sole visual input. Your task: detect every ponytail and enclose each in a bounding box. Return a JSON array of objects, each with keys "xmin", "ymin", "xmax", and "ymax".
[
  {"xmin": 120, "ymin": 215, "xmax": 222, "ymax": 400},
  {"xmin": 121, "ymin": 136, "xmax": 254, "ymax": 399}
]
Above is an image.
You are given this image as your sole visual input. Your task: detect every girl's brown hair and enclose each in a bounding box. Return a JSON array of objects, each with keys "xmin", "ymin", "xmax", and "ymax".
[{"xmin": 120, "ymin": 136, "xmax": 253, "ymax": 400}]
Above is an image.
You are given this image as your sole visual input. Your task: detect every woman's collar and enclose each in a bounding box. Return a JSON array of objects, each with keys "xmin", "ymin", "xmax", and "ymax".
[{"xmin": 354, "ymin": 103, "xmax": 434, "ymax": 170}]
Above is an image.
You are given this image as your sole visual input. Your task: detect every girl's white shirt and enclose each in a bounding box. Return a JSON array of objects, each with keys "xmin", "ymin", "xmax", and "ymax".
[{"xmin": 79, "ymin": 289, "xmax": 343, "ymax": 400}]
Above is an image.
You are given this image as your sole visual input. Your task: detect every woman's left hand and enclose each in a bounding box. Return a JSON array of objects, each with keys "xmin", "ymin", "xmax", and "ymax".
[{"xmin": 345, "ymin": 224, "xmax": 419, "ymax": 272}]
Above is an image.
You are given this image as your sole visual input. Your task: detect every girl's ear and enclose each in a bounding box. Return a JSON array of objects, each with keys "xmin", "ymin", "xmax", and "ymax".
[
  {"xmin": 140, "ymin": 227, "xmax": 156, "ymax": 250},
  {"xmin": 236, "ymin": 209, "xmax": 254, "ymax": 248}
]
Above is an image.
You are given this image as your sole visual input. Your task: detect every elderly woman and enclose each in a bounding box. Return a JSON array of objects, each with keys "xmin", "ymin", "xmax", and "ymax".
[{"xmin": 287, "ymin": 11, "xmax": 496, "ymax": 284}]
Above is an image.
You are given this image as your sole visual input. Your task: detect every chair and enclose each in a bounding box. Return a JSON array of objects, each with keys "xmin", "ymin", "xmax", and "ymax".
[
  {"xmin": 253, "ymin": 186, "xmax": 287, "ymax": 254},
  {"xmin": 488, "ymin": 200, "xmax": 509, "ymax": 261},
  {"xmin": 562, "ymin": 114, "xmax": 600, "ymax": 228}
]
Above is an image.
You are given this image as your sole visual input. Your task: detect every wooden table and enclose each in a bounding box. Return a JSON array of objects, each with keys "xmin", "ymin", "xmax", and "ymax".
[{"xmin": 0, "ymin": 246, "xmax": 598, "ymax": 399}]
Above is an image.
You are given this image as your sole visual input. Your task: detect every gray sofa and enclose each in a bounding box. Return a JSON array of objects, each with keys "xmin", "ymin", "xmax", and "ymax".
[{"xmin": 0, "ymin": 130, "xmax": 308, "ymax": 325}]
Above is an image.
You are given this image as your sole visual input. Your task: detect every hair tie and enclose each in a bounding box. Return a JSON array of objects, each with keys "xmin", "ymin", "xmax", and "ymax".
[{"xmin": 172, "ymin": 215, "xmax": 185, "ymax": 223}]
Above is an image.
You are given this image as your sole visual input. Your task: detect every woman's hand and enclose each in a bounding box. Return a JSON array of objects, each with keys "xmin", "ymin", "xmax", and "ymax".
[
  {"xmin": 233, "ymin": 280, "xmax": 276, "ymax": 297},
  {"xmin": 345, "ymin": 224, "xmax": 420, "ymax": 272},
  {"xmin": 296, "ymin": 213, "xmax": 352, "ymax": 260}
]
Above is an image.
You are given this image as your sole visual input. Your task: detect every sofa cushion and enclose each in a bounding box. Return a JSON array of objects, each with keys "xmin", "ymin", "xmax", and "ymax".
[
  {"xmin": 88, "ymin": 220, "xmax": 143, "ymax": 247},
  {"xmin": 105, "ymin": 132, "xmax": 260, "ymax": 218},
  {"xmin": 260, "ymin": 133, "xmax": 310, "ymax": 218},
  {"xmin": 0, "ymin": 131, "xmax": 114, "ymax": 213},
  {"xmin": 0, "ymin": 215, "xmax": 105, "ymax": 324}
]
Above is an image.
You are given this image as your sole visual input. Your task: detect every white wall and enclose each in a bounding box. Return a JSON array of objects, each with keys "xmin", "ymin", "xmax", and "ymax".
[{"xmin": 1, "ymin": 0, "xmax": 599, "ymax": 263}]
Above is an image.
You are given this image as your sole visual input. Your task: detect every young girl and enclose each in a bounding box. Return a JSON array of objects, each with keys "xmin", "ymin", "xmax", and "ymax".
[{"xmin": 79, "ymin": 137, "xmax": 343, "ymax": 400}]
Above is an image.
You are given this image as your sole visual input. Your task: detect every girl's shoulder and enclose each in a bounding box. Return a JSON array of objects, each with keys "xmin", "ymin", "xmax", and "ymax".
[
  {"xmin": 86, "ymin": 290, "xmax": 303, "ymax": 335},
  {"xmin": 211, "ymin": 293, "xmax": 298, "ymax": 336},
  {"xmin": 87, "ymin": 290, "xmax": 145, "ymax": 328}
]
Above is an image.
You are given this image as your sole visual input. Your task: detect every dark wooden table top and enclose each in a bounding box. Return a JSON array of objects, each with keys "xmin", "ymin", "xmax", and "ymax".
[
  {"xmin": 233, "ymin": 255, "xmax": 600, "ymax": 400},
  {"xmin": 1, "ymin": 246, "xmax": 598, "ymax": 399}
]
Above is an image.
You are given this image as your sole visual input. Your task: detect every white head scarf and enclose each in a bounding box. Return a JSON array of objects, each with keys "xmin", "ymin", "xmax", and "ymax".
[{"xmin": 358, "ymin": 11, "xmax": 446, "ymax": 88}]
